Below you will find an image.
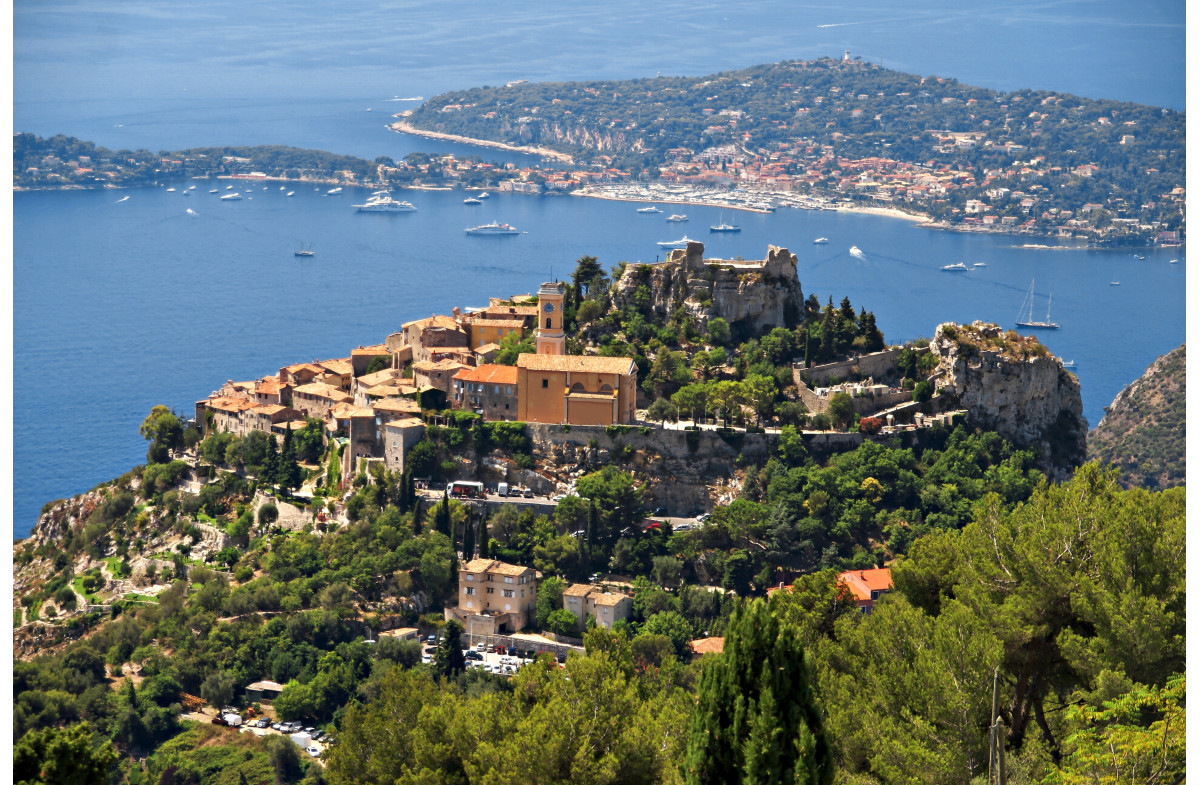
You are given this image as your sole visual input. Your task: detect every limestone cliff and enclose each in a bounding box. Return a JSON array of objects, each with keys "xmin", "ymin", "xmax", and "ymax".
[
  {"xmin": 1088, "ymin": 344, "xmax": 1185, "ymax": 489},
  {"xmin": 609, "ymin": 242, "xmax": 803, "ymax": 339},
  {"xmin": 928, "ymin": 321, "xmax": 1087, "ymax": 474}
]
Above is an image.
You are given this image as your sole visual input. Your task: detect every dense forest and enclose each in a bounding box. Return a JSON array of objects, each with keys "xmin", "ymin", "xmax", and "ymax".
[
  {"xmin": 13, "ymin": 462, "xmax": 1184, "ymax": 784},
  {"xmin": 407, "ymin": 58, "xmax": 1185, "ymax": 238}
]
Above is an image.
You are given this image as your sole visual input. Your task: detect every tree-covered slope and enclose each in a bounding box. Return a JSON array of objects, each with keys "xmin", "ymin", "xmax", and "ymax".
[{"xmin": 1087, "ymin": 344, "xmax": 1185, "ymax": 488}]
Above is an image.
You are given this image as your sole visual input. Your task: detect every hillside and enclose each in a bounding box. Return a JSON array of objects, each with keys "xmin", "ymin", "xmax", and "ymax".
[
  {"xmin": 404, "ymin": 57, "xmax": 1185, "ymax": 243},
  {"xmin": 1088, "ymin": 344, "xmax": 1185, "ymax": 488}
]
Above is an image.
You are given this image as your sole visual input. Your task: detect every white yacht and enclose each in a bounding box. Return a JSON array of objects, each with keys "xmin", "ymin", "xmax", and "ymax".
[
  {"xmin": 656, "ymin": 236, "xmax": 694, "ymax": 249},
  {"xmin": 941, "ymin": 262, "xmax": 970, "ymax": 272},
  {"xmin": 636, "ymin": 206, "xmax": 662, "ymax": 213},
  {"xmin": 326, "ymin": 187, "xmax": 343, "ymax": 195},
  {"xmin": 466, "ymin": 222, "xmax": 520, "ymax": 236},
  {"xmin": 813, "ymin": 237, "xmax": 829, "ymax": 244},
  {"xmin": 463, "ymin": 197, "xmax": 483, "ymax": 205},
  {"xmin": 476, "ymin": 192, "xmax": 490, "ymax": 199},
  {"xmin": 710, "ymin": 223, "xmax": 741, "ymax": 232},
  {"xmin": 220, "ymin": 192, "xmax": 243, "ymax": 201},
  {"xmin": 354, "ymin": 193, "xmax": 416, "ymax": 212},
  {"xmin": 849, "ymin": 246, "xmax": 864, "ymax": 258},
  {"xmin": 666, "ymin": 214, "xmax": 688, "ymax": 222}
]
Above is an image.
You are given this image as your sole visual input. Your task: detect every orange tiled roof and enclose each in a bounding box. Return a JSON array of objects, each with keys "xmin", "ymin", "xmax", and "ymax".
[
  {"xmin": 371, "ymin": 397, "xmax": 421, "ymax": 413},
  {"xmin": 356, "ymin": 369, "xmax": 400, "ymax": 388},
  {"xmin": 461, "ymin": 558, "xmax": 533, "ymax": 576},
  {"xmin": 207, "ymin": 396, "xmax": 256, "ymax": 413},
  {"xmin": 250, "ymin": 404, "xmax": 287, "ymax": 416},
  {"xmin": 319, "ymin": 358, "xmax": 354, "ymax": 375},
  {"xmin": 351, "ymin": 344, "xmax": 390, "ymax": 356},
  {"xmin": 255, "ymin": 377, "xmax": 283, "ymax": 395},
  {"xmin": 404, "ymin": 314, "xmax": 461, "ymax": 332},
  {"xmin": 293, "ymin": 382, "xmax": 352, "ymax": 400},
  {"xmin": 453, "ymin": 364, "xmax": 518, "ymax": 385},
  {"xmin": 690, "ymin": 637, "xmax": 725, "ymax": 655},
  {"xmin": 563, "ymin": 583, "xmax": 596, "ymax": 598},
  {"xmin": 838, "ymin": 568, "xmax": 893, "ymax": 602},
  {"xmin": 516, "ymin": 354, "xmax": 636, "ymax": 375}
]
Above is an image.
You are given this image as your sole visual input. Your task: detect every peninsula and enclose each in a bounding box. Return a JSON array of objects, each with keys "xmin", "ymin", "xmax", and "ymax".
[{"xmin": 400, "ymin": 56, "xmax": 1186, "ymax": 246}]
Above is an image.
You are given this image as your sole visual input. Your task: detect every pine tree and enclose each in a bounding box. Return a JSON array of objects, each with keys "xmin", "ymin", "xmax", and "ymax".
[
  {"xmin": 433, "ymin": 620, "xmax": 466, "ymax": 678},
  {"xmin": 683, "ymin": 599, "xmax": 832, "ymax": 785}
]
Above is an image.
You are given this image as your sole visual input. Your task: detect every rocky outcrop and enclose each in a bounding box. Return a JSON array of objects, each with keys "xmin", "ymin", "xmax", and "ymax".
[
  {"xmin": 928, "ymin": 321, "xmax": 1087, "ymax": 474},
  {"xmin": 1088, "ymin": 344, "xmax": 1185, "ymax": 489},
  {"xmin": 609, "ymin": 242, "xmax": 803, "ymax": 339}
]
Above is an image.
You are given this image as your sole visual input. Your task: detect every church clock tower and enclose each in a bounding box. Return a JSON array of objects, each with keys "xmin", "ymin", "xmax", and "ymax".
[{"xmin": 535, "ymin": 281, "xmax": 566, "ymax": 355}]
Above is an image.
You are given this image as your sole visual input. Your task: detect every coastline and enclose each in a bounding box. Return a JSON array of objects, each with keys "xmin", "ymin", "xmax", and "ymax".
[
  {"xmin": 572, "ymin": 189, "xmax": 772, "ymax": 215},
  {"xmin": 834, "ymin": 205, "xmax": 932, "ymax": 223},
  {"xmin": 389, "ymin": 119, "xmax": 575, "ymax": 164}
]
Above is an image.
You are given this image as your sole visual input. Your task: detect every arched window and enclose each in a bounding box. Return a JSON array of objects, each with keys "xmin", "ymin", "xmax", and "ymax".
[
  {"xmin": 599, "ymin": 383, "xmax": 614, "ymax": 395},
  {"xmin": 545, "ymin": 317, "xmax": 552, "ymax": 328},
  {"xmin": 570, "ymin": 382, "xmax": 586, "ymax": 393}
]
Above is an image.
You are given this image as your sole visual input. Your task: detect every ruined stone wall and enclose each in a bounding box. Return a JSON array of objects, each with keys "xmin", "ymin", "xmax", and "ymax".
[{"xmin": 796, "ymin": 348, "xmax": 907, "ymax": 386}]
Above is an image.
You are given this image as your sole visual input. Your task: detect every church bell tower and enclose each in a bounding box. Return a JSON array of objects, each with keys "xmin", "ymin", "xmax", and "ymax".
[{"xmin": 535, "ymin": 281, "xmax": 566, "ymax": 356}]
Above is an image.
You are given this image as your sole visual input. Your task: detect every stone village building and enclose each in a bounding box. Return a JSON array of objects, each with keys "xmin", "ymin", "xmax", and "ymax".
[{"xmin": 445, "ymin": 558, "xmax": 538, "ymax": 637}]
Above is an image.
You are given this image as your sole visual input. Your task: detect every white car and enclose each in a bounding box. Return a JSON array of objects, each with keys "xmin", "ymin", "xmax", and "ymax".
[{"xmin": 306, "ymin": 746, "xmax": 320, "ymax": 758}]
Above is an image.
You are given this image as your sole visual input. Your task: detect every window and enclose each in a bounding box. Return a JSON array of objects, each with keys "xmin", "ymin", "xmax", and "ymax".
[
  {"xmin": 465, "ymin": 587, "xmax": 476, "ymax": 595},
  {"xmin": 570, "ymin": 382, "xmax": 586, "ymax": 393},
  {"xmin": 506, "ymin": 385, "xmax": 513, "ymax": 395},
  {"xmin": 599, "ymin": 383, "xmax": 613, "ymax": 394},
  {"xmin": 465, "ymin": 574, "xmax": 474, "ymax": 582},
  {"xmin": 466, "ymin": 601, "xmax": 474, "ymax": 609},
  {"xmin": 505, "ymin": 577, "xmax": 514, "ymax": 584},
  {"xmin": 545, "ymin": 318, "xmax": 552, "ymax": 328},
  {"xmin": 486, "ymin": 587, "xmax": 494, "ymax": 594},
  {"xmin": 502, "ymin": 589, "xmax": 515, "ymax": 598},
  {"xmin": 542, "ymin": 379, "xmax": 549, "ymax": 388}
]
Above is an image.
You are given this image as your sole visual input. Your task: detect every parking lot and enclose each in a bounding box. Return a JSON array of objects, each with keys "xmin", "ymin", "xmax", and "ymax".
[{"xmin": 421, "ymin": 639, "xmax": 565, "ymax": 676}]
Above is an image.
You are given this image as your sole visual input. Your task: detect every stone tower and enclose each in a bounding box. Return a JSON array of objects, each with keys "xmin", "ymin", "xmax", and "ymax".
[{"xmin": 536, "ymin": 281, "xmax": 566, "ymax": 355}]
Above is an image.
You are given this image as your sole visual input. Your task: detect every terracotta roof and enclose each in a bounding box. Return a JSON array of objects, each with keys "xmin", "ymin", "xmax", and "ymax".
[
  {"xmin": 207, "ymin": 396, "xmax": 256, "ymax": 413},
  {"xmin": 563, "ymin": 583, "xmax": 596, "ymax": 598},
  {"xmin": 373, "ymin": 397, "xmax": 421, "ymax": 414},
  {"xmin": 319, "ymin": 359, "xmax": 354, "ymax": 375},
  {"xmin": 590, "ymin": 592, "xmax": 631, "ymax": 606},
  {"xmin": 476, "ymin": 343, "xmax": 501, "ymax": 353},
  {"xmin": 481, "ymin": 305, "xmax": 538, "ymax": 317},
  {"xmin": 453, "ymin": 364, "xmax": 519, "ymax": 385},
  {"xmin": 282, "ymin": 362, "xmax": 324, "ymax": 376},
  {"xmin": 293, "ymin": 382, "xmax": 352, "ymax": 401},
  {"xmin": 351, "ymin": 344, "xmax": 390, "ymax": 356},
  {"xmin": 383, "ymin": 417, "xmax": 425, "ymax": 429},
  {"xmin": 414, "ymin": 359, "xmax": 467, "ymax": 373},
  {"xmin": 404, "ymin": 314, "xmax": 461, "ymax": 332},
  {"xmin": 250, "ymin": 404, "xmax": 287, "ymax": 416},
  {"xmin": 690, "ymin": 637, "xmax": 725, "ymax": 655},
  {"xmin": 357, "ymin": 369, "xmax": 401, "ymax": 388},
  {"xmin": 364, "ymin": 384, "xmax": 403, "ymax": 397},
  {"xmin": 517, "ymin": 354, "xmax": 636, "ymax": 375},
  {"xmin": 838, "ymin": 568, "xmax": 893, "ymax": 602},
  {"xmin": 461, "ymin": 558, "xmax": 533, "ymax": 576},
  {"xmin": 470, "ymin": 317, "xmax": 528, "ymax": 328},
  {"xmin": 566, "ymin": 391, "xmax": 617, "ymax": 402},
  {"xmin": 255, "ymin": 377, "xmax": 284, "ymax": 395}
]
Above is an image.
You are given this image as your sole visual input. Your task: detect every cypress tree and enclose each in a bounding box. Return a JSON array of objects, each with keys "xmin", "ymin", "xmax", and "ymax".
[
  {"xmin": 436, "ymin": 488, "xmax": 451, "ymax": 536},
  {"xmin": 397, "ymin": 469, "xmax": 411, "ymax": 514},
  {"xmin": 477, "ymin": 508, "xmax": 490, "ymax": 559},
  {"xmin": 261, "ymin": 435, "xmax": 280, "ymax": 487},
  {"xmin": 461, "ymin": 514, "xmax": 475, "ymax": 560},
  {"xmin": 412, "ymin": 496, "xmax": 424, "ymax": 537},
  {"xmin": 683, "ymin": 599, "xmax": 832, "ymax": 785}
]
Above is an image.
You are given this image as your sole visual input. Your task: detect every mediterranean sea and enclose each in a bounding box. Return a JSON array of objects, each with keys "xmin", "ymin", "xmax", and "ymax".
[
  {"xmin": 13, "ymin": 185, "xmax": 1186, "ymax": 538},
  {"xmin": 12, "ymin": 0, "xmax": 1186, "ymax": 538}
]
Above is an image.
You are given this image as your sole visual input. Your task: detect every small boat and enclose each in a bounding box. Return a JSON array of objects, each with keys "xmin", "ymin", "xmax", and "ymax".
[
  {"xmin": 813, "ymin": 237, "xmax": 829, "ymax": 244},
  {"xmin": 710, "ymin": 223, "xmax": 741, "ymax": 232},
  {"xmin": 1169, "ymin": 259, "xmax": 1180, "ymax": 264},
  {"xmin": 166, "ymin": 187, "xmax": 176, "ymax": 192},
  {"xmin": 294, "ymin": 241, "xmax": 315, "ymax": 257},
  {"xmin": 973, "ymin": 262, "xmax": 987, "ymax": 267},
  {"xmin": 286, "ymin": 191, "xmax": 295, "ymax": 197},
  {"xmin": 225, "ymin": 185, "xmax": 234, "ymax": 190},
  {"xmin": 1061, "ymin": 360, "xmax": 1077, "ymax": 370},
  {"xmin": 186, "ymin": 208, "xmax": 197, "ymax": 215},
  {"xmin": 326, "ymin": 187, "xmax": 343, "ymax": 195},
  {"xmin": 280, "ymin": 186, "xmax": 286, "ymax": 190},
  {"xmin": 181, "ymin": 190, "xmax": 190, "ymax": 196},
  {"xmin": 220, "ymin": 192, "xmax": 243, "ymax": 201},
  {"xmin": 656, "ymin": 236, "xmax": 694, "ymax": 249},
  {"xmin": 187, "ymin": 185, "xmax": 197, "ymax": 190},
  {"xmin": 849, "ymin": 246, "xmax": 864, "ymax": 258},
  {"xmin": 463, "ymin": 197, "xmax": 483, "ymax": 205},
  {"xmin": 941, "ymin": 262, "xmax": 970, "ymax": 272},
  {"xmin": 476, "ymin": 192, "xmax": 490, "ymax": 199},
  {"xmin": 1015, "ymin": 279, "xmax": 1059, "ymax": 330},
  {"xmin": 466, "ymin": 222, "xmax": 520, "ymax": 236},
  {"xmin": 209, "ymin": 189, "xmax": 218, "ymax": 193},
  {"xmin": 637, "ymin": 206, "xmax": 662, "ymax": 214},
  {"xmin": 115, "ymin": 195, "xmax": 130, "ymax": 203},
  {"xmin": 666, "ymin": 214, "xmax": 688, "ymax": 222}
]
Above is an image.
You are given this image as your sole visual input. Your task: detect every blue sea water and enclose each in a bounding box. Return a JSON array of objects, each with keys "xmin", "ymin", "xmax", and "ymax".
[{"xmin": 11, "ymin": 0, "xmax": 1187, "ymax": 538}]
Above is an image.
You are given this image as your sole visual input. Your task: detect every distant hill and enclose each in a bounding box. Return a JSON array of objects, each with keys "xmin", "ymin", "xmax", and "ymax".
[
  {"xmin": 405, "ymin": 57, "xmax": 1185, "ymax": 244},
  {"xmin": 1088, "ymin": 345, "xmax": 1185, "ymax": 488}
]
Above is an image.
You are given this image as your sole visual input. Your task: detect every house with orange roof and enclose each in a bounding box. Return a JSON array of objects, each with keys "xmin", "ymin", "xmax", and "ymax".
[
  {"xmin": 291, "ymin": 381, "xmax": 353, "ymax": 420},
  {"xmin": 561, "ymin": 584, "xmax": 633, "ymax": 631},
  {"xmin": 838, "ymin": 567, "xmax": 893, "ymax": 614},
  {"xmin": 413, "ymin": 359, "xmax": 469, "ymax": 400},
  {"xmin": 446, "ymin": 558, "xmax": 539, "ymax": 637},
  {"xmin": 278, "ymin": 362, "xmax": 324, "ymax": 387},
  {"xmin": 350, "ymin": 344, "xmax": 392, "ymax": 376},
  {"xmin": 452, "ymin": 364, "xmax": 519, "ymax": 421},
  {"xmin": 400, "ymin": 314, "xmax": 469, "ymax": 364},
  {"xmin": 689, "ymin": 637, "xmax": 725, "ymax": 657}
]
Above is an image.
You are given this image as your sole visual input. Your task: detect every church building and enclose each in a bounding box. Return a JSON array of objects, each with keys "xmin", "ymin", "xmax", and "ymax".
[{"xmin": 515, "ymin": 281, "xmax": 638, "ymax": 425}]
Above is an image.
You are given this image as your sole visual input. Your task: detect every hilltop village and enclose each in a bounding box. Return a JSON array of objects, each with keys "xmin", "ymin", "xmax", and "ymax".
[{"xmin": 14, "ymin": 240, "xmax": 1180, "ymax": 785}]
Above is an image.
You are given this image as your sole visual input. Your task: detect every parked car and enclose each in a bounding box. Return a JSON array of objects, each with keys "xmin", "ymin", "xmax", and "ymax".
[
  {"xmin": 697, "ymin": 513, "xmax": 711, "ymax": 523},
  {"xmin": 523, "ymin": 487, "xmax": 534, "ymax": 498},
  {"xmin": 272, "ymin": 722, "xmax": 285, "ymax": 731},
  {"xmin": 255, "ymin": 719, "xmax": 270, "ymax": 728},
  {"xmin": 465, "ymin": 650, "xmax": 483, "ymax": 661},
  {"xmin": 651, "ymin": 507, "xmax": 668, "ymax": 516},
  {"xmin": 306, "ymin": 746, "xmax": 320, "ymax": 758},
  {"xmin": 312, "ymin": 731, "xmax": 325, "ymax": 741},
  {"xmin": 550, "ymin": 494, "xmax": 566, "ymax": 503},
  {"xmin": 425, "ymin": 634, "xmax": 438, "ymax": 645}
]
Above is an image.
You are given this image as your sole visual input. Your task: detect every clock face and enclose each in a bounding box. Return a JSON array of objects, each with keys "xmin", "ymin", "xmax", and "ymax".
[{"xmin": 543, "ymin": 302, "xmax": 555, "ymax": 313}]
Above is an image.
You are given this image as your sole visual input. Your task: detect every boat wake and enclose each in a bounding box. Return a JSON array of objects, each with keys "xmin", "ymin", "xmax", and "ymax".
[{"xmin": 115, "ymin": 196, "xmax": 130, "ymax": 203}]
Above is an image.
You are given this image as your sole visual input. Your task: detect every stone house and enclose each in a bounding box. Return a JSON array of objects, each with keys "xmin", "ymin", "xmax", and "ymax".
[
  {"xmin": 562, "ymin": 584, "xmax": 633, "ymax": 630},
  {"xmin": 445, "ymin": 558, "xmax": 538, "ymax": 637},
  {"xmin": 452, "ymin": 364, "xmax": 519, "ymax": 421}
]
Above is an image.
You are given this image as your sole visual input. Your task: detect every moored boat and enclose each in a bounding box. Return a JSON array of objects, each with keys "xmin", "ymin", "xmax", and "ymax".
[
  {"xmin": 656, "ymin": 236, "xmax": 694, "ymax": 249},
  {"xmin": 709, "ymin": 223, "xmax": 741, "ymax": 232},
  {"xmin": 941, "ymin": 262, "xmax": 970, "ymax": 272},
  {"xmin": 666, "ymin": 214, "xmax": 688, "ymax": 222},
  {"xmin": 637, "ymin": 206, "xmax": 662, "ymax": 213},
  {"xmin": 1015, "ymin": 279, "xmax": 1060, "ymax": 329},
  {"xmin": 466, "ymin": 221, "xmax": 520, "ymax": 236},
  {"xmin": 813, "ymin": 237, "xmax": 829, "ymax": 244}
]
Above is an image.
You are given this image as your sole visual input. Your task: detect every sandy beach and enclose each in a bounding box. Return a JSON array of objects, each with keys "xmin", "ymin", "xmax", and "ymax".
[
  {"xmin": 389, "ymin": 120, "xmax": 575, "ymax": 164},
  {"xmin": 834, "ymin": 205, "xmax": 933, "ymax": 223}
]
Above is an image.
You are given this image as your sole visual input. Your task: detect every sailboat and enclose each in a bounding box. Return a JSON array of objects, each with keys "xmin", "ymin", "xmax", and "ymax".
[
  {"xmin": 1110, "ymin": 267, "xmax": 1120, "ymax": 286},
  {"xmin": 1015, "ymin": 279, "xmax": 1059, "ymax": 329},
  {"xmin": 294, "ymin": 241, "xmax": 315, "ymax": 258}
]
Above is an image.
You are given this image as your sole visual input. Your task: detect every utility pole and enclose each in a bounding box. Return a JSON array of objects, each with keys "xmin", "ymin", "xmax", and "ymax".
[{"xmin": 987, "ymin": 668, "xmax": 1007, "ymax": 785}]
